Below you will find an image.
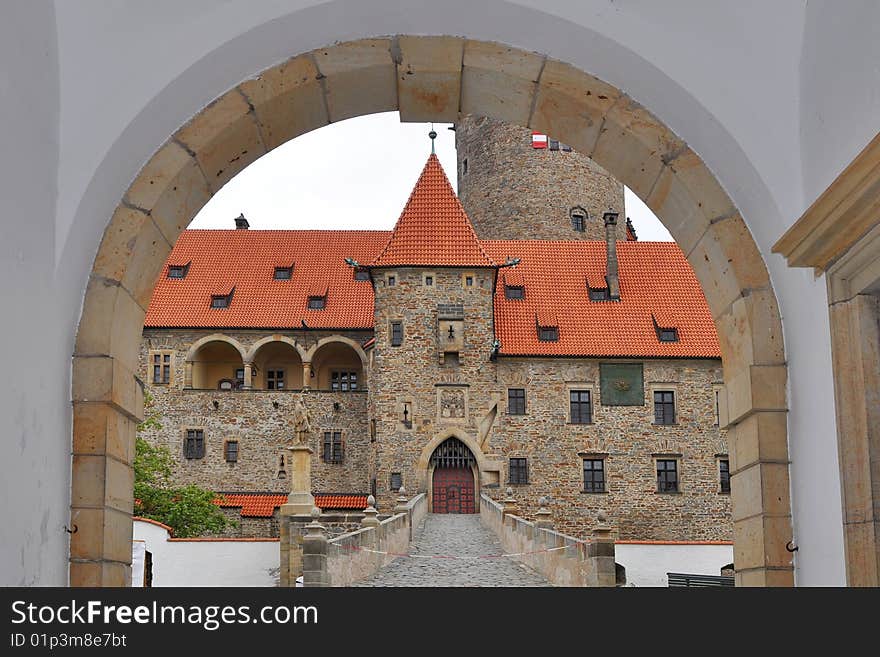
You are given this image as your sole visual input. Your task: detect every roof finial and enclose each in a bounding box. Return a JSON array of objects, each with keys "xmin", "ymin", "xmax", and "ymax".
[{"xmin": 429, "ymin": 124, "xmax": 437, "ymax": 154}]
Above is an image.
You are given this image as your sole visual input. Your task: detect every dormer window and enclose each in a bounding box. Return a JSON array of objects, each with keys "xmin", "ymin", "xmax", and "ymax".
[
  {"xmin": 589, "ymin": 287, "xmax": 609, "ymax": 301},
  {"xmin": 658, "ymin": 328, "xmax": 679, "ymax": 342},
  {"xmin": 536, "ymin": 312, "xmax": 559, "ymax": 342},
  {"xmin": 308, "ymin": 296, "xmax": 326, "ymax": 310},
  {"xmin": 168, "ymin": 262, "xmax": 190, "ymax": 279},
  {"xmin": 273, "ymin": 266, "xmax": 293, "ymax": 280},
  {"xmin": 210, "ymin": 289, "xmax": 234, "ymax": 309},
  {"xmin": 505, "ymin": 285, "xmax": 525, "ymax": 300},
  {"xmin": 652, "ymin": 314, "xmax": 679, "ymax": 342},
  {"xmin": 354, "ymin": 267, "xmax": 370, "ymax": 281}
]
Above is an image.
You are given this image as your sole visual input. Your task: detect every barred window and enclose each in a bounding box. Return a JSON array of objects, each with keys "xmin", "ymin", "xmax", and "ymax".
[
  {"xmin": 583, "ymin": 459, "xmax": 605, "ymax": 493},
  {"xmin": 391, "ymin": 322, "xmax": 403, "ymax": 347},
  {"xmin": 323, "ymin": 431, "xmax": 343, "ymax": 463},
  {"xmin": 184, "ymin": 429, "xmax": 205, "ymax": 459},
  {"xmin": 509, "ymin": 458, "xmax": 528, "ymax": 484},
  {"xmin": 657, "ymin": 459, "xmax": 679, "ymax": 493},
  {"xmin": 719, "ymin": 459, "xmax": 731, "ymax": 494},
  {"xmin": 570, "ymin": 390, "xmax": 592, "ymax": 424},
  {"xmin": 224, "ymin": 440, "xmax": 239, "ymax": 463},
  {"xmin": 390, "ymin": 472, "xmax": 403, "ymax": 491},
  {"xmin": 508, "ymin": 388, "xmax": 526, "ymax": 415},
  {"xmin": 654, "ymin": 390, "xmax": 676, "ymax": 425}
]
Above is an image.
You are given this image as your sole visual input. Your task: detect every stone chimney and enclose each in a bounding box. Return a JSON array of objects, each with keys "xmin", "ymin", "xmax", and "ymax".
[
  {"xmin": 604, "ymin": 211, "xmax": 620, "ymax": 300},
  {"xmin": 235, "ymin": 213, "xmax": 250, "ymax": 229}
]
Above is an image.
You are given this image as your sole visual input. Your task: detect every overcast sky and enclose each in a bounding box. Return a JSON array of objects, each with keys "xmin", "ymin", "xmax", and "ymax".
[{"xmin": 189, "ymin": 111, "xmax": 673, "ymax": 241}]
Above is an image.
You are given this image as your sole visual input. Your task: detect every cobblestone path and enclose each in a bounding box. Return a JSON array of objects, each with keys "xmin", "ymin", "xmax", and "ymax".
[{"xmin": 354, "ymin": 514, "xmax": 551, "ymax": 587}]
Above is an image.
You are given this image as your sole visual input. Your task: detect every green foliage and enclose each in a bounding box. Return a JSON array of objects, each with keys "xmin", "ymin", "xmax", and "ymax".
[{"xmin": 134, "ymin": 393, "xmax": 233, "ymax": 538}]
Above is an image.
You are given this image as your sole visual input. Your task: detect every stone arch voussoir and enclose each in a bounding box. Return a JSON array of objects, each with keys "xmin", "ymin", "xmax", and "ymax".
[{"xmin": 71, "ymin": 36, "xmax": 791, "ymax": 587}]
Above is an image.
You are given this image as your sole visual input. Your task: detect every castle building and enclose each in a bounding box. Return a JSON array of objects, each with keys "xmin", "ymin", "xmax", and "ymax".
[{"xmin": 139, "ymin": 121, "xmax": 729, "ymax": 543}]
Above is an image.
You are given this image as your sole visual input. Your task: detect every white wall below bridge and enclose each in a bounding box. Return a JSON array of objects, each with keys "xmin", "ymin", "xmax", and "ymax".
[
  {"xmin": 132, "ymin": 519, "xmax": 279, "ymax": 587},
  {"xmin": 614, "ymin": 542, "xmax": 734, "ymax": 588}
]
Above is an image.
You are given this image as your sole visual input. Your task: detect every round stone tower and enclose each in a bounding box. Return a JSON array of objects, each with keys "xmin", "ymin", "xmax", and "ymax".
[{"xmin": 455, "ymin": 115, "xmax": 626, "ymax": 241}]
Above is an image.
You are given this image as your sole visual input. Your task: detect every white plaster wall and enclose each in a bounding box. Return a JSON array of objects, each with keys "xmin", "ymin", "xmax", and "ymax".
[
  {"xmin": 614, "ymin": 543, "xmax": 734, "ymax": 588},
  {"xmin": 132, "ymin": 520, "xmax": 279, "ymax": 587},
  {"xmin": 5, "ymin": 0, "xmax": 879, "ymax": 584}
]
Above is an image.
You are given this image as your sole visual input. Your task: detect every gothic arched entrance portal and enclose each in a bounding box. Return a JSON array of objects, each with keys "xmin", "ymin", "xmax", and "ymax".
[{"xmin": 430, "ymin": 438, "xmax": 477, "ymax": 514}]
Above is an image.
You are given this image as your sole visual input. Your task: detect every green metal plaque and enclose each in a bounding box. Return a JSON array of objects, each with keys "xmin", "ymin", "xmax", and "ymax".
[{"xmin": 600, "ymin": 363, "xmax": 644, "ymax": 406}]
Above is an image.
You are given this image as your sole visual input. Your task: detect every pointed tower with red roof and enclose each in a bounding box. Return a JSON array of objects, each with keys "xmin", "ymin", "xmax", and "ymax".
[{"xmin": 368, "ymin": 153, "xmax": 501, "ymax": 508}]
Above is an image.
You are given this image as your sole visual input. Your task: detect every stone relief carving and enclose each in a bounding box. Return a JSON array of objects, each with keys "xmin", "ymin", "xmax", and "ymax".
[{"xmin": 438, "ymin": 388, "xmax": 467, "ymax": 422}]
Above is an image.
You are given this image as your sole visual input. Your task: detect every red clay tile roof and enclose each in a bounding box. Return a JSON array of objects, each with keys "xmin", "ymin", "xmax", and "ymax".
[
  {"xmin": 369, "ymin": 154, "xmax": 496, "ymax": 268},
  {"xmin": 214, "ymin": 492, "xmax": 369, "ymax": 517},
  {"xmin": 481, "ymin": 241, "xmax": 721, "ymax": 358},
  {"xmin": 145, "ymin": 230, "xmax": 390, "ymax": 329}
]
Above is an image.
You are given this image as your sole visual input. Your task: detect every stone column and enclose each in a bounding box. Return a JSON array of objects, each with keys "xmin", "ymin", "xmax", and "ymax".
[
  {"xmin": 243, "ymin": 362, "xmax": 253, "ymax": 389},
  {"xmin": 184, "ymin": 361, "xmax": 193, "ymax": 389},
  {"xmin": 302, "ymin": 362, "xmax": 312, "ymax": 390},
  {"xmin": 534, "ymin": 496, "xmax": 553, "ymax": 530},
  {"xmin": 361, "ymin": 495, "xmax": 380, "ymax": 528},
  {"xmin": 302, "ymin": 508, "xmax": 329, "ymax": 587},
  {"xmin": 281, "ymin": 445, "xmax": 316, "ymax": 515},
  {"xmin": 502, "ymin": 487, "xmax": 518, "ymax": 526},
  {"xmin": 588, "ymin": 510, "xmax": 616, "ymax": 587}
]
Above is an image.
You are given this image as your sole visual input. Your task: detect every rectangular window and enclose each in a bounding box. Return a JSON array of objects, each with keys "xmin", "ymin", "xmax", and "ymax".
[
  {"xmin": 462, "ymin": 158, "xmax": 468, "ymax": 175},
  {"xmin": 322, "ymin": 431, "xmax": 343, "ymax": 463},
  {"xmin": 507, "ymin": 388, "xmax": 526, "ymax": 415},
  {"xmin": 657, "ymin": 459, "xmax": 679, "ymax": 493},
  {"xmin": 657, "ymin": 328, "xmax": 679, "ymax": 342},
  {"xmin": 211, "ymin": 294, "xmax": 229, "ymax": 308},
  {"xmin": 548, "ymin": 139, "xmax": 559, "ymax": 151},
  {"xmin": 152, "ymin": 352, "xmax": 171, "ymax": 385},
  {"xmin": 390, "ymin": 472, "xmax": 403, "ymax": 491},
  {"xmin": 505, "ymin": 285, "xmax": 525, "ymax": 300},
  {"xmin": 274, "ymin": 266, "xmax": 293, "ymax": 280},
  {"xmin": 425, "ymin": 275, "xmax": 434, "ymax": 286},
  {"xmin": 391, "ymin": 321, "xmax": 403, "ymax": 347},
  {"xmin": 583, "ymin": 459, "xmax": 605, "ymax": 493},
  {"xmin": 465, "ymin": 276, "xmax": 474, "ymax": 287},
  {"xmin": 569, "ymin": 390, "xmax": 592, "ymax": 424},
  {"xmin": 719, "ymin": 459, "xmax": 731, "ymax": 494},
  {"xmin": 308, "ymin": 296, "xmax": 326, "ymax": 310},
  {"xmin": 571, "ymin": 214, "xmax": 585, "ymax": 232},
  {"xmin": 509, "ymin": 457, "xmax": 529, "ymax": 484},
  {"xmin": 224, "ymin": 440, "xmax": 239, "ymax": 463},
  {"xmin": 538, "ymin": 327, "xmax": 559, "ymax": 342},
  {"xmin": 331, "ymin": 371, "xmax": 358, "ymax": 391},
  {"xmin": 234, "ymin": 368, "xmax": 245, "ymax": 388},
  {"xmin": 267, "ymin": 369, "xmax": 284, "ymax": 390},
  {"xmin": 387, "ymin": 275, "xmax": 396, "ymax": 287},
  {"xmin": 714, "ymin": 389, "xmax": 721, "ymax": 426},
  {"xmin": 168, "ymin": 264, "xmax": 189, "ymax": 279},
  {"xmin": 654, "ymin": 391, "xmax": 676, "ymax": 425},
  {"xmin": 589, "ymin": 287, "xmax": 609, "ymax": 301},
  {"xmin": 184, "ymin": 429, "xmax": 205, "ymax": 459},
  {"xmin": 354, "ymin": 267, "xmax": 370, "ymax": 281}
]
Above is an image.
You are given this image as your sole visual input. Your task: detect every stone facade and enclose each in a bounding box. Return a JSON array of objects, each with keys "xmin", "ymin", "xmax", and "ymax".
[
  {"xmin": 139, "ymin": 328, "xmax": 371, "ymax": 495},
  {"xmin": 139, "ymin": 118, "xmax": 730, "ymax": 545},
  {"xmin": 456, "ymin": 115, "xmax": 626, "ymax": 241}
]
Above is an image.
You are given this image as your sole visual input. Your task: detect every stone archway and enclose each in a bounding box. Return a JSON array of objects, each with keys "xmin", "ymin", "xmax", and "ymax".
[{"xmin": 70, "ymin": 36, "xmax": 791, "ymax": 587}]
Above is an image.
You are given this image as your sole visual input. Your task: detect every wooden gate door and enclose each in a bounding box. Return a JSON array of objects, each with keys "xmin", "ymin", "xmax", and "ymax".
[{"xmin": 432, "ymin": 467, "xmax": 475, "ymax": 514}]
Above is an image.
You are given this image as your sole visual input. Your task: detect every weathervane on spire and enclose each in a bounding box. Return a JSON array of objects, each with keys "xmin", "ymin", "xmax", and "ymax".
[{"xmin": 429, "ymin": 123, "xmax": 437, "ymax": 154}]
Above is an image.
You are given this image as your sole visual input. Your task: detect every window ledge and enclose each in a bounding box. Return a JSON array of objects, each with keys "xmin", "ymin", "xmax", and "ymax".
[
  {"xmin": 580, "ymin": 490, "xmax": 608, "ymax": 495},
  {"xmin": 654, "ymin": 490, "xmax": 682, "ymax": 495},
  {"xmin": 567, "ymin": 422, "xmax": 594, "ymax": 426},
  {"xmin": 506, "ymin": 482, "xmax": 530, "ymax": 486}
]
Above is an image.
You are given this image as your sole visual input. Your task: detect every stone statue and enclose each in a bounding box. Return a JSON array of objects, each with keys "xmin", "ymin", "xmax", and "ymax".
[{"xmin": 292, "ymin": 393, "xmax": 312, "ymax": 446}]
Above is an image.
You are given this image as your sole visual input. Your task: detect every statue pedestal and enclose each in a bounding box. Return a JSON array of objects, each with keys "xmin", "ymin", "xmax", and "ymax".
[{"xmin": 280, "ymin": 444, "xmax": 315, "ymax": 516}]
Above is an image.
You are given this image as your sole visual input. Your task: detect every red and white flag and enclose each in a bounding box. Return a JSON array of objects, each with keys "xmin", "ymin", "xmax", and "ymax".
[{"xmin": 531, "ymin": 131, "xmax": 548, "ymax": 148}]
